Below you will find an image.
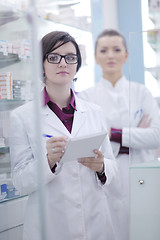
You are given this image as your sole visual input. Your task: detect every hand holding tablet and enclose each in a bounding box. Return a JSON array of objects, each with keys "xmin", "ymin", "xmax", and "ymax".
[{"xmin": 60, "ymin": 131, "xmax": 107, "ymax": 163}]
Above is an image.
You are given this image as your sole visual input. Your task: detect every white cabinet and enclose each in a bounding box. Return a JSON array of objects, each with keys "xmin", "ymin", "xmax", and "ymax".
[
  {"xmin": 130, "ymin": 160, "xmax": 160, "ymax": 240},
  {"xmin": 0, "ymin": 196, "xmax": 28, "ymax": 240}
]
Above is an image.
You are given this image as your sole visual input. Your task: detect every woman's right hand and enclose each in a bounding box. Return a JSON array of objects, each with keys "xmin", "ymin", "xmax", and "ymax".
[{"xmin": 46, "ymin": 136, "xmax": 68, "ymax": 169}]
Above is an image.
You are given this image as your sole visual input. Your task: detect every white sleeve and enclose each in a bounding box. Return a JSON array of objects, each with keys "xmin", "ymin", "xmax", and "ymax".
[
  {"xmin": 9, "ymin": 109, "xmax": 55, "ymax": 196},
  {"xmin": 101, "ymin": 134, "xmax": 118, "ymax": 186},
  {"xmin": 122, "ymin": 89, "xmax": 160, "ymax": 149}
]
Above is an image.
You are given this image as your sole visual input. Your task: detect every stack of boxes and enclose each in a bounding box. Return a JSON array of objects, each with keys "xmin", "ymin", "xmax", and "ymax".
[
  {"xmin": 12, "ymin": 79, "xmax": 26, "ymax": 100},
  {"xmin": 0, "ymin": 72, "xmax": 26, "ymax": 100},
  {"xmin": 147, "ymin": 29, "xmax": 160, "ymax": 51},
  {"xmin": 0, "ymin": 39, "xmax": 31, "ymax": 100},
  {"xmin": 0, "ymin": 72, "xmax": 13, "ymax": 99}
]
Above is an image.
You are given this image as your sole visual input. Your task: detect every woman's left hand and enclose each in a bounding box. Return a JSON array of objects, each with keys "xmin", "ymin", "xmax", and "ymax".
[
  {"xmin": 138, "ymin": 113, "xmax": 152, "ymax": 128},
  {"xmin": 78, "ymin": 149, "xmax": 104, "ymax": 173}
]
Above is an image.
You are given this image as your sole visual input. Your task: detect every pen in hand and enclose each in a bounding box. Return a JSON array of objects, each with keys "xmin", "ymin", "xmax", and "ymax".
[
  {"xmin": 43, "ymin": 134, "xmax": 69, "ymax": 144},
  {"xmin": 43, "ymin": 134, "xmax": 53, "ymax": 138}
]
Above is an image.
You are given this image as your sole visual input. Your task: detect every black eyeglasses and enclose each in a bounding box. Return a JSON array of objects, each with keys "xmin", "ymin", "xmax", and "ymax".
[{"xmin": 46, "ymin": 53, "xmax": 78, "ymax": 64}]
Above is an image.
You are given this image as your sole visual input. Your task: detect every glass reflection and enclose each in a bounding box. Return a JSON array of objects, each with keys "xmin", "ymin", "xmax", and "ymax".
[
  {"xmin": 129, "ymin": 30, "xmax": 160, "ymax": 240},
  {"xmin": 78, "ymin": 28, "xmax": 160, "ymax": 240}
]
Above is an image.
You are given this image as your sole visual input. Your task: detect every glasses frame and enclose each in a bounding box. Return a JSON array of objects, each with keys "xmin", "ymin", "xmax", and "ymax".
[{"xmin": 46, "ymin": 53, "xmax": 79, "ymax": 65}]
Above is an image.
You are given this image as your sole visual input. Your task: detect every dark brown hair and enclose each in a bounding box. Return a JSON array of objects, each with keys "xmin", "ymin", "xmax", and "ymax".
[
  {"xmin": 95, "ymin": 29, "xmax": 128, "ymax": 53},
  {"xmin": 41, "ymin": 31, "xmax": 82, "ymax": 72}
]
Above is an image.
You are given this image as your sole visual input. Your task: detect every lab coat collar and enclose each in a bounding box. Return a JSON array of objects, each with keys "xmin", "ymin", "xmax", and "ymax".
[
  {"xmin": 74, "ymin": 93, "xmax": 88, "ymax": 112},
  {"xmin": 70, "ymin": 94, "xmax": 88, "ymax": 137},
  {"xmin": 41, "ymin": 92, "xmax": 88, "ymax": 114},
  {"xmin": 100, "ymin": 75, "xmax": 127, "ymax": 90},
  {"xmin": 41, "ymin": 94, "xmax": 88, "ymax": 137}
]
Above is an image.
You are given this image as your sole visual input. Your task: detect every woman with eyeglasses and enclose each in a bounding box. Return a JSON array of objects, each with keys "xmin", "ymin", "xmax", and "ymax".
[{"xmin": 9, "ymin": 31, "xmax": 117, "ymax": 240}]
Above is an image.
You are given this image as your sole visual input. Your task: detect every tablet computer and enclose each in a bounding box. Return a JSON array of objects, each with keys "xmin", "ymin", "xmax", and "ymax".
[{"xmin": 60, "ymin": 131, "xmax": 107, "ymax": 163}]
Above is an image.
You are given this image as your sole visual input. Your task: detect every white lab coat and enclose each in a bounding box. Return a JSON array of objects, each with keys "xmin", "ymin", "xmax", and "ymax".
[
  {"xmin": 9, "ymin": 94, "xmax": 117, "ymax": 240},
  {"xmin": 78, "ymin": 76, "xmax": 160, "ymax": 240}
]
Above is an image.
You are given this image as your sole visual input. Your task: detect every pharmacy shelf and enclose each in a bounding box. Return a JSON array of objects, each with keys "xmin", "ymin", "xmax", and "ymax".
[
  {"xmin": 0, "ymin": 52, "xmax": 21, "ymax": 68},
  {"xmin": 0, "ymin": 99, "xmax": 25, "ymax": 111},
  {"xmin": 0, "ymin": 146, "xmax": 9, "ymax": 154},
  {"xmin": 147, "ymin": 41, "xmax": 160, "ymax": 51},
  {"xmin": 0, "ymin": 9, "xmax": 20, "ymax": 26},
  {"xmin": 145, "ymin": 66, "xmax": 160, "ymax": 78},
  {"xmin": 142, "ymin": 2, "xmax": 160, "ymax": 98}
]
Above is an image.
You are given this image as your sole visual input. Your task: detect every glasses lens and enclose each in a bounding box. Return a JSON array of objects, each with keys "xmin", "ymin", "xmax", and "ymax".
[
  {"xmin": 47, "ymin": 54, "xmax": 60, "ymax": 64},
  {"xmin": 46, "ymin": 53, "xmax": 78, "ymax": 64},
  {"xmin": 65, "ymin": 55, "xmax": 78, "ymax": 64}
]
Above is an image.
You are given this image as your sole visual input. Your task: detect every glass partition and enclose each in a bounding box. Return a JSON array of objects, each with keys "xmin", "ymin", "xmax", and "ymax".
[
  {"xmin": 0, "ymin": 0, "xmax": 94, "ymax": 239},
  {"xmin": 0, "ymin": 0, "xmax": 48, "ymax": 239},
  {"xmin": 129, "ymin": 30, "xmax": 160, "ymax": 164},
  {"xmin": 36, "ymin": 0, "xmax": 94, "ymax": 93},
  {"xmin": 129, "ymin": 30, "xmax": 160, "ymax": 240},
  {"xmin": 0, "ymin": 2, "xmax": 32, "ymax": 201}
]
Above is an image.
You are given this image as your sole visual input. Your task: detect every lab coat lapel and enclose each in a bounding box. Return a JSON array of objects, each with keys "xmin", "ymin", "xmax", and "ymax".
[
  {"xmin": 41, "ymin": 105, "xmax": 70, "ymax": 136},
  {"xmin": 71, "ymin": 96, "xmax": 87, "ymax": 137},
  {"xmin": 41, "ymin": 96, "xmax": 88, "ymax": 137}
]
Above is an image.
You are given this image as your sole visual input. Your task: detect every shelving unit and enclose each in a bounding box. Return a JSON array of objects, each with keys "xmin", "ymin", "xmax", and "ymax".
[
  {"xmin": 0, "ymin": 2, "xmax": 37, "ymax": 239},
  {"xmin": 0, "ymin": 100, "xmax": 25, "ymax": 111},
  {"xmin": 0, "ymin": 3, "xmax": 32, "ymax": 208},
  {"xmin": 141, "ymin": 0, "xmax": 160, "ymax": 100}
]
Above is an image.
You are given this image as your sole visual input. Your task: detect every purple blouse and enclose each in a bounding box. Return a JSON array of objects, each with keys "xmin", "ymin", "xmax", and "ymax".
[
  {"xmin": 43, "ymin": 87, "xmax": 77, "ymax": 133},
  {"xmin": 43, "ymin": 87, "xmax": 106, "ymax": 183}
]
